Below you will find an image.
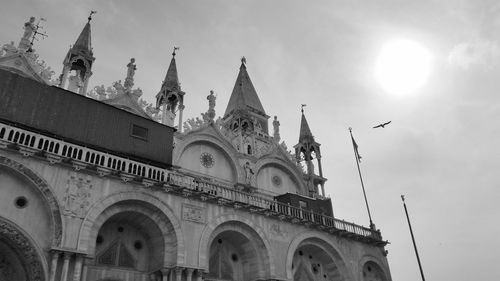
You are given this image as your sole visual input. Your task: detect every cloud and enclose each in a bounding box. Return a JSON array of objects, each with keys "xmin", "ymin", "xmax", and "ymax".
[{"xmin": 448, "ymin": 39, "xmax": 500, "ymax": 70}]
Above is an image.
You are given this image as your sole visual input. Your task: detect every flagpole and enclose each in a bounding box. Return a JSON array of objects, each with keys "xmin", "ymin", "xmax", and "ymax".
[
  {"xmin": 401, "ymin": 195, "xmax": 426, "ymax": 281},
  {"xmin": 348, "ymin": 128, "xmax": 375, "ymax": 230}
]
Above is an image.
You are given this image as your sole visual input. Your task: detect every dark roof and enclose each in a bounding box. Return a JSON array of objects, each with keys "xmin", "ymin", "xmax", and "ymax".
[{"xmin": 224, "ymin": 62, "xmax": 266, "ymax": 117}]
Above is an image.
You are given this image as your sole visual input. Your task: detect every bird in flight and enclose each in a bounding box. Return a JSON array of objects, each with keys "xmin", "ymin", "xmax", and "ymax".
[{"xmin": 373, "ymin": 121, "xmax": 391, "ymax": 129}]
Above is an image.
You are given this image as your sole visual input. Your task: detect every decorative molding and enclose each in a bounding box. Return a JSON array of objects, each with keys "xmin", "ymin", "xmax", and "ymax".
[
  {"xmin": 0, "ymin": 219, "xmax": 45, "ymax": 281},
  {"xmin": 0, "ymin": 156, "xmax": 62, "ymax": 247},
  {"xmin": 182, "ymin": 204, "xmax": 205, "ymax": 224}
]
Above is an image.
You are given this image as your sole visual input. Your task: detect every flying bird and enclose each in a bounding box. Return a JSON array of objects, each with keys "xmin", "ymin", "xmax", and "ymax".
[{"xmin": 373, "ymin": 121, "xmax": 391, "ymax": 129}]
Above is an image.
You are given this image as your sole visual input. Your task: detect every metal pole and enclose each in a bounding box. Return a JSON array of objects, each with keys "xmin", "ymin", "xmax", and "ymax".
[
  {"xmin": 349, "ymin": 128, "xmax": 374, "ymax": 230},
  {"xmin": 401, "ymin": 195, "xmax": 426, "ymax": 281}
]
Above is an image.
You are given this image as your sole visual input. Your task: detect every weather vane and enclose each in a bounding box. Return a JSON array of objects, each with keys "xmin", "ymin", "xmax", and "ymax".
[
  {"xmin": 301, "ymin": 104, "xmax": 307, "ymax": 113},
  {"xmin": 28, "ymin": 17, "xmax": 48, "ymax": 52},
  {"xmin": 88, "ymin": 11, "xmax": 97, "ymax": 22},
  {"xmin": 172, "ymin": 46, "xmax": 179, "ymax": 56}
]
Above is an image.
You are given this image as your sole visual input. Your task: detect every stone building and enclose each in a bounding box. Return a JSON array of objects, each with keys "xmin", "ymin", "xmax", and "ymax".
[{"xmin": 0, "ymin": 16, "xmax": 391, "ymax": 281}]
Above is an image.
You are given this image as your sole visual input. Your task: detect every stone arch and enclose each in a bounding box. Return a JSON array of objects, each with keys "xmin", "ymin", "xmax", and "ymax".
[
  {"xmin": 198, "ymin": 213, "xmax": 275, "ymax": 278},
  {"xmin": 286, "ymin": 231, "xmax": 352, "ymax": 281},
  {"xmin": 77, "ymin": 191, "xmax": 185, "ymax": 267},
  {"xmin": 0, "ymin": 217, "xmax": 48, "ymax": 281},
  {"xmin": 0, "ymin": 156, "xmax": 63, "ymax": 247},
  {"xmin": 175, "ymin": 133, "xmax": 241, "ymax": 182},
  {"xmin": 358, "ymin": 255, "xmax": 391, "ymax": 281},
  {"xmin": 255, "ymin": 157, "xmax": 307, "ymax": 195}
]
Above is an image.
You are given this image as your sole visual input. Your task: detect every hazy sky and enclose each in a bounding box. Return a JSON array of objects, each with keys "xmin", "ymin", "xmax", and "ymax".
[{"xmin": 2, "ymin": 0, "xmax": 500, "ymax": 280}]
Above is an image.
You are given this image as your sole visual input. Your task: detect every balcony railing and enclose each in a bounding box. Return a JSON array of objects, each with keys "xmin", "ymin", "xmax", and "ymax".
[{"xmin": 0, "ymin": 121, "xmax": 385, "ymax": 245}]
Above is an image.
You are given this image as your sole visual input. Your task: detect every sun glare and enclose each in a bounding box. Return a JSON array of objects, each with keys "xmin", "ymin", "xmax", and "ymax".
[{"xmin": 375, "ymin": 39, "xmax": 432, "ymax": 96}]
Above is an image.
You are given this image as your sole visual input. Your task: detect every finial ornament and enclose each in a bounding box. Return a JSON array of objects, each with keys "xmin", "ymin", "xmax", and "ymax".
[
  {"xmin": 88, "ymin": 11, "xmax": 97, "ymax": 23},
  {"xmin": 172, "ymin": 46, "xmax": 179, "ymax": 57},
  {"xmin": 301, "ymin": 104, "xmax": 307, "ymax": 113},
  {"xmin": 241, "ymin": 56, "xmax": 246, "ymax": 65}
]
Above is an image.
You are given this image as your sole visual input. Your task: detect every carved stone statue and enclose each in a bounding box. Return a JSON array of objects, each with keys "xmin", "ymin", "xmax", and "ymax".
[
  {"xmin": 124, "ymin": 58, "xmax": 136, "ymax": 89},
  {"xmin": 273, "ymin": 116, "xmax": 280, "ymax": 142},
  {"xmin": 206, "ymin": 90, "xmax": 216, "ymax": 121},
  {"xmin": 19, "ymin": 17, "xmax": 36, "ymax": 50},
  {"xmin": 243, "ymin": 162, "xmax": 254, "ymax": 185}
]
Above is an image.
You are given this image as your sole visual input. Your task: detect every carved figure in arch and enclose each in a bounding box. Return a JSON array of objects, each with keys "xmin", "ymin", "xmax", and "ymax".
[{"xmin": 68, "ymin": 70, "xmax": 83, "ymax": 93}]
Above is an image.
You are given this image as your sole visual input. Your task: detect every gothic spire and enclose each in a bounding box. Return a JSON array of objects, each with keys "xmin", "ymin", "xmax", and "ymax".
[
  {"xmin": 224, "ymin": 57, "xmax": 266, "ymax": 118},
  {"xmin": 71, "ymin": 19, "xmax": 93, "ymax": 59},
  {"xmin": 299, "ymin": 105, "xmax": 314, "ymax": 143},
  {"xmin": 59, "ymin": 12, "xmax": 96, "ymax": 95},
  {"xmin": 161, "ymin": 47, "xmax": 180, "ymax": 92}
]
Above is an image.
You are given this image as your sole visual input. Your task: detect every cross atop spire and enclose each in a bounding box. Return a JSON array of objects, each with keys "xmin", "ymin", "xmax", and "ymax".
[
  {"xmin": 172, "ymin": 46, "xmax": 179, "ymax": 57},
  {"xmin": 88, "ymin": 11, "xmax": 97, "ymax": 23}
]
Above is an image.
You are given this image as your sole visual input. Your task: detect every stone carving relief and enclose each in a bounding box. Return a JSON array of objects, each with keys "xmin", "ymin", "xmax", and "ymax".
[
  {"xmin": 182, "ymin": 204, "xmax": 205, "ymax": 223},
  {"xmin": 63, "ymin": 172, "xmax": 92, "ymax": 218},
  {"xmin": 269, "ymin": 223, "xmax": 288, "ymax": 240}
]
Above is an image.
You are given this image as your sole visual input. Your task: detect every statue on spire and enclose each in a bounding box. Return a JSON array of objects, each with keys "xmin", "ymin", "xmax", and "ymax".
[
  {"xmin": 124, "ymin": 58, "xmax": 136, "ymax": 90},
  {"xmin": 241, "ymin": 56, "xmax": 247, "ymax": 65}
]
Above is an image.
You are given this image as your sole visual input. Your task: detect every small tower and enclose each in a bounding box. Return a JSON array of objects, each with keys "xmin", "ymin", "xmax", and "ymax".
[
  {"xmin": 293, "ymin": 106, "xmax": 327, "ymax": 197},
  {"xmin": 59, "ymin": 12, "xmax": 96, "ymax": 95},
  {"xmin": 156, "ymin": 48, "xmax": 185, "ymax": 130},
  {"xmin": 222, "ymin": 57, "xmax": 270, "ymax": 155}
]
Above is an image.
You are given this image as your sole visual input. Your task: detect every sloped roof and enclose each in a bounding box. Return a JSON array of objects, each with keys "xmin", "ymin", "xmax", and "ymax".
[
  {"xmin": 162, "ymin": 56, "xmax": 180, "ymax": 91},
  {"xmin": 224, "ymin": 62, "xmax": 266, "ymax": 117},
  {"xmin": 71, "ymin": 22, "xmax": 93, "ymax": 58},
  {"xmin": 102, "ymin": 91, "xmax": 152, "ymax": 120},
  {"xmin": 299, "ymin": 111, "xmax": 314, "ymax": 143}
]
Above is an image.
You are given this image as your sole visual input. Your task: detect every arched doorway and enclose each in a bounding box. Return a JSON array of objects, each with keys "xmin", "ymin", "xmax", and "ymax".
[
  {"xmin": 289, "ymin": 237, "xmax": 349, "ymax": 281},
  {"xmin": 0, "ymin": 219, "xmax": 46, "ymax": 281},
  {"xmin": 83, "ymin": 199, "xmax": 179, "ymax": 281},
  {"xmin": 206, "ymin": 222, "xmax": 271, "ymax": 281}
]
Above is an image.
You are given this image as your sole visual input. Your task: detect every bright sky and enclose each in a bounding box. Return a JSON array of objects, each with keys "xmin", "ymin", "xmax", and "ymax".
[{"xmin": 2, "ymin": 0, "xmax": 500, "ymax": 280}]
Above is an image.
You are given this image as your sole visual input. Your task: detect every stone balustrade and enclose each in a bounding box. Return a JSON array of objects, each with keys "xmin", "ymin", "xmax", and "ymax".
[{"xmin": 0, "ymin": 121, "xmax": 386, "ymax": 245}]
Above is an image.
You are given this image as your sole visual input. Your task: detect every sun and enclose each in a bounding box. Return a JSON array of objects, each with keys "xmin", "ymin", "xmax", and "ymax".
[{"xmin": 375, "ymin": 39, "xmax": 432, "ymax": 96}]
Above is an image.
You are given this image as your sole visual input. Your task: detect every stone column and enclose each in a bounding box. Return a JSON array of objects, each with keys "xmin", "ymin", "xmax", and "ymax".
[
  {"xmin": 48, "ymin": 251, "xmax": 61, "ymax": 281},
  {"xmin": 186, "ymin": 268, "xmax": 194, "ymax": 281},
  {"xmin": 72, "ymin": 255, "xmax": 83, "ymax": 281},
  {"xmin": 175, "ymin": 267, "xmax": 183, "ymax": 281},
  {"xmin": 60, "ymin": 252, "xmax": 72, "ymax": 281},
  {"xmin": 177, "ymin": 104, "xmax": 185, "ymax": 133},
  {"xmin": 160, "ymin": 268, "xmax": 170, "ymax": 281},
  {"xmin": 59, "ymin": 65, "xmax": 70, "ymax": 88}
]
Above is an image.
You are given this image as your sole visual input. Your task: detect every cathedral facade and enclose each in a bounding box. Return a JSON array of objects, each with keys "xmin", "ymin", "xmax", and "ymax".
[{"xmin": 0, "ymin": 16, "xmax": 391, "ymax": 281}]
